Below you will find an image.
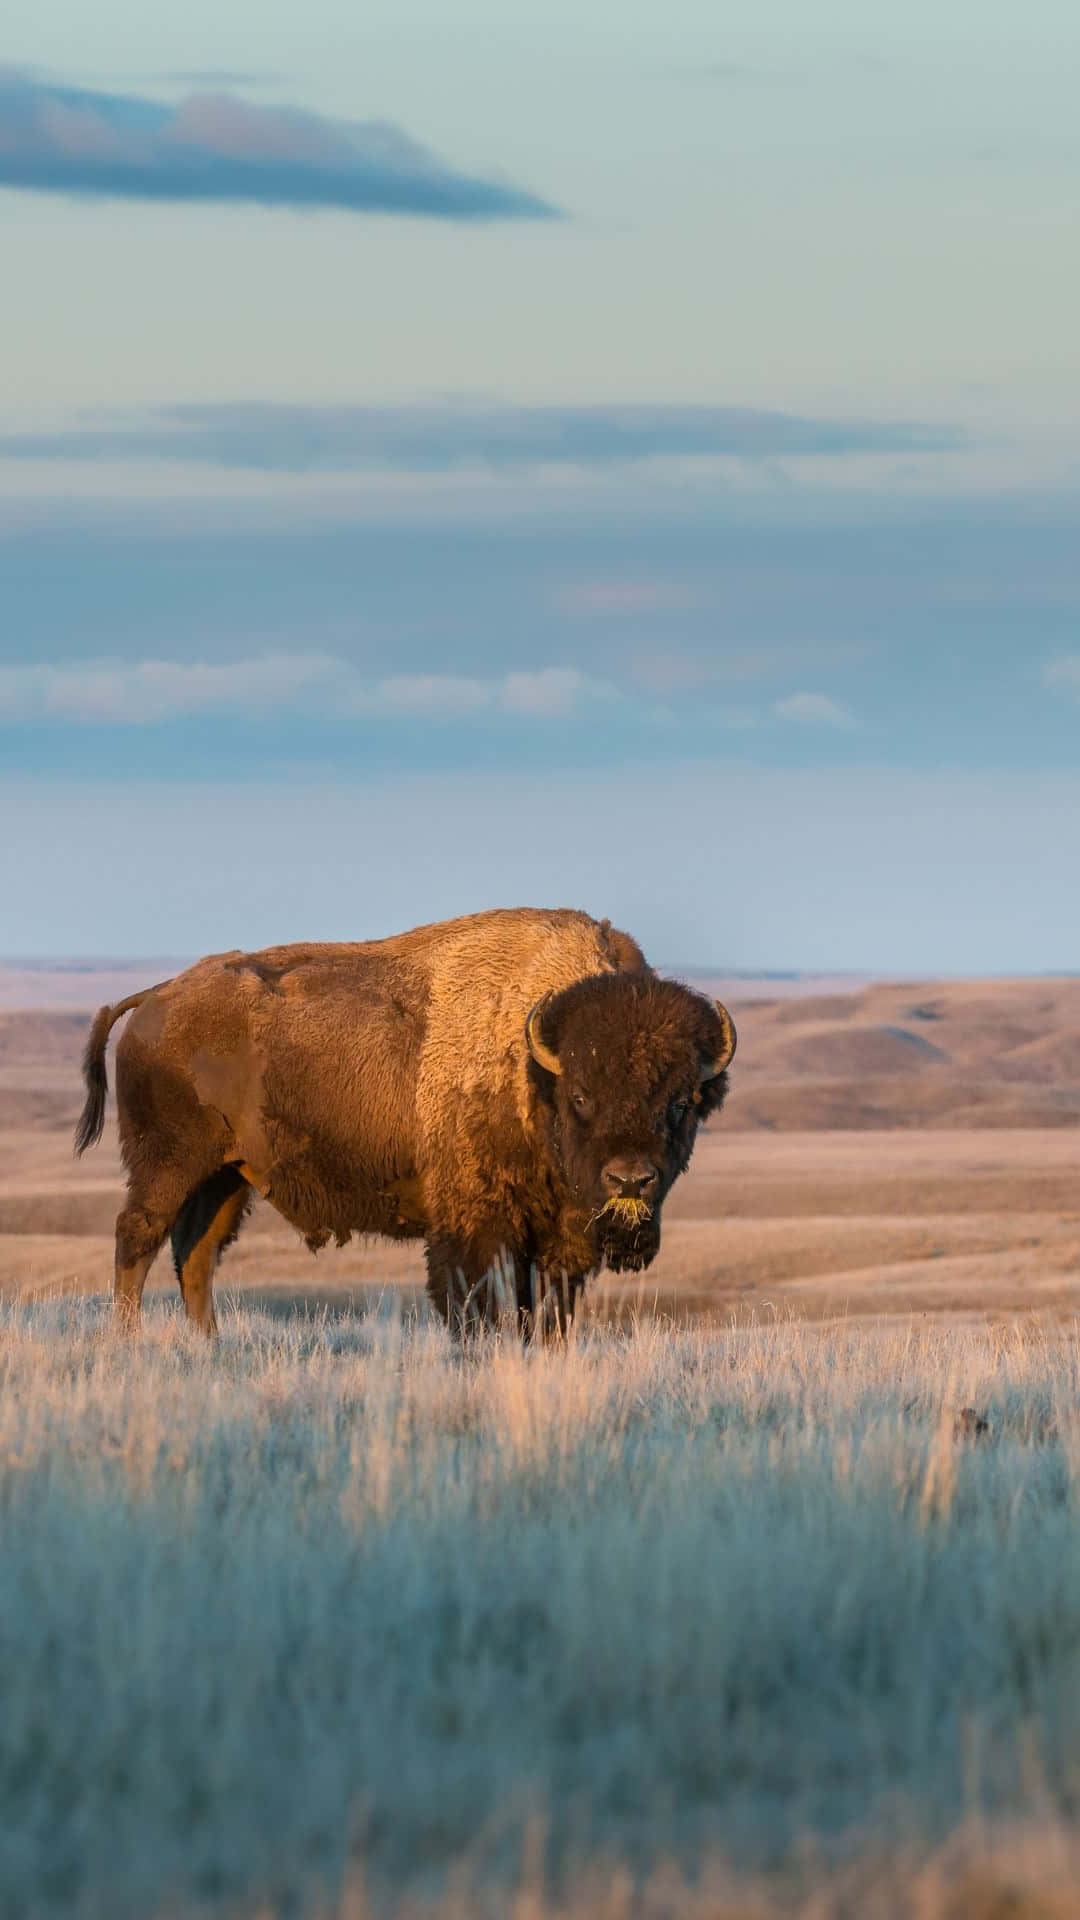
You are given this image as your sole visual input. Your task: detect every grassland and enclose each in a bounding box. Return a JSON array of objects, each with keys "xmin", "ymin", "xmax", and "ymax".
[{"xmin": 5, "ymin": 1300, "xmax": 1080, "ymax": 1917}]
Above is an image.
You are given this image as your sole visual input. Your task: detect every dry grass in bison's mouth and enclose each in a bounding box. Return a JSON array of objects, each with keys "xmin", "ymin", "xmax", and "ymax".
[{"xmin": 588, "ymin": 1195, "xmax": 654, "ymax": 1232}]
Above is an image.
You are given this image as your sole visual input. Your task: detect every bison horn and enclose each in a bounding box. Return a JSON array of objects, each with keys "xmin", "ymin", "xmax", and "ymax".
[
  {"xmin": 525, "ymin": 996, "xmax": 562, "ymax": 1076},
  {"xmin": 702, "ymin": 1001, "xmax": 737, "ymax": 1080}
]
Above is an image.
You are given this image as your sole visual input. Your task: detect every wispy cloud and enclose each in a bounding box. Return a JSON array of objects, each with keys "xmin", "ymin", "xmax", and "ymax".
[
  {"xmin": 0, "ymin": 398, "xmax": 966, "ymax": 472},
  {"xmin": 0, "ymin": 657, "xmax": 593, "ymax": 726},
  {"xmin": 1044, "ymin": 656, "xmax": 1080, "ymax": 694},
  {"xmin": 0, "ymin": 655, "xmax": 335, "ymax": 725},
  {"xmin": 0, "ymin": 68, "xmax": 555, "ymax": 219},
  {"xmin": 2, "ymin": 654, "xmax": 871, "ymax": 742},
  {"xmin": 628, "ymin": 644, "xmax": 868, "ymax": 697},
  {"xmin": 501, "ymin": 669, "xmax": 584, "ymax": 717},
  {"xmin": 775, "ymin": 692, "xmax": 856, "ymax": 728},
  {"xmin": 554, "ymin": 581, "xmax": 700, "ymax": 617},
  {"xmin": 353, "ymin": 667, "xmax": 586, "ymax": 720}
]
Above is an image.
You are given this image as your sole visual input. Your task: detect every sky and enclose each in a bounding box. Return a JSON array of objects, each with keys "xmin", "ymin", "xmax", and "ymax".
[{"xmin": 2, "ymin": 1, "xmax": 1079, "ymax": 970}]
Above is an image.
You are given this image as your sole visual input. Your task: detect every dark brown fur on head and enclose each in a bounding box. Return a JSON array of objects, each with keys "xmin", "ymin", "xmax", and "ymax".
[{"xmin": 526, "ymin": 971, "xmax": 734, "ymax": 1273}]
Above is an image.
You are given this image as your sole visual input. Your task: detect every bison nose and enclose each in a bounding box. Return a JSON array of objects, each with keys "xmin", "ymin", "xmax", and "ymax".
[{"xmin": 601, "ymin": 1158, "xmax": 660, "ymax": 1201}]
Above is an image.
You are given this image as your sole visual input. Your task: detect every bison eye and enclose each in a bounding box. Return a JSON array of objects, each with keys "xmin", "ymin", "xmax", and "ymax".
[
  {"xmin": 668, "ymin": 1099, "xmax": 691, "ymax": 1126},
  {"xmin": 571, "ymin": 1090, "xmax": 591, "ymax": 1118}
]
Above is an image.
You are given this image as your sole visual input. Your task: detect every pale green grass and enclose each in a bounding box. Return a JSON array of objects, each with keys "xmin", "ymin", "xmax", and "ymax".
[{"xmin": 3, "ymin": 1299, "xmax": 1080, "ymax": 1917}]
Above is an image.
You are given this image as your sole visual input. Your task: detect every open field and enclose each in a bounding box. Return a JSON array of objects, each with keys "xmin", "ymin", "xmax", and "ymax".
[
  {"xmin": 6, "ymin": 1303, "xmax": 1080, "ymax": 1917},
  {"xmin": 2, "ymin": 967, "xmax": 1079, "ymax": 1325}
]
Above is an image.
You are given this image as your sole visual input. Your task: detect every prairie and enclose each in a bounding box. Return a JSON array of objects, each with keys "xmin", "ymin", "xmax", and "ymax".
[{"xmin": 5, "ymin": 1303, "xmax": 1080, "ymax": 1917}]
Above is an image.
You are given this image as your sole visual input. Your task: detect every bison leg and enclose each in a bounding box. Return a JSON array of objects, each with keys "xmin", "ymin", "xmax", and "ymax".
[
  {"xmin": 517, "ymin": 1268, "xmax": 585, "ymax": 1344},
  {"xmin": 171, "ymin": 1166, "xmax": 253, "ymax": 1336},
  {"xmin": 424, "ymin": 1235, "xmax": 525, "ymax": 1337},
  {"xmin": 113, "ymin": 1153, "xmax": 236, "ymax": 1332},
  {"xmin": 424, "ymin": 1238, "xmax": 581, "ymax": 1343},
  {"xmin": 114, "ymin": 1196, "xmax": 181, "ymax": 1330}
]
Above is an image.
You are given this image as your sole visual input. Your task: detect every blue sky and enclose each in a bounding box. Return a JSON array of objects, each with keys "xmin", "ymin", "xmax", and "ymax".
[{"xmin": 2, "ymin": 1, "xmax": 1079, "ymax": 967}]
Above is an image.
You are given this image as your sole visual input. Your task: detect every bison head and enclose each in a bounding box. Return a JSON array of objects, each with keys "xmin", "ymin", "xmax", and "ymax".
[{"xmin": 525, "ymin": 972, "xmax": 736, "ymax": 1273}]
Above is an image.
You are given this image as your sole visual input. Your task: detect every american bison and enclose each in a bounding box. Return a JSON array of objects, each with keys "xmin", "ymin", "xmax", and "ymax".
[{"xmin": 75, "ymin": 907, "xmax": 736, "ymax": 1336}]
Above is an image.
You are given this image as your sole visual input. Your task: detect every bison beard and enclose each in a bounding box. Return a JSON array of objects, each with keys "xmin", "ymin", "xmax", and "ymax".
[
  {"xmin": 591, "ymin": 1195, "xmax": 659, "ymax": 1274},
  {"xmin": 71, "ymin": 908, "xmax": 736, "ymax": 1341}
]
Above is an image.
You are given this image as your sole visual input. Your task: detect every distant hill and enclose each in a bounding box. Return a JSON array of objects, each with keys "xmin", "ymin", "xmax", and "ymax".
[
  {"xmin": 707, "ymin": 977, "xmax": 1080, "ymax": 1129},
  {"xmin": 3, "ymin": 965, "xmax": 1080, "ymax": 1129}
]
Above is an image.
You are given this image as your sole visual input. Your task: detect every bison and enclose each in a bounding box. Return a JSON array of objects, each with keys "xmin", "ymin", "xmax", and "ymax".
[{"xmin": 75, "ymin": 907, "xmax": 736, "ymax": 1337}]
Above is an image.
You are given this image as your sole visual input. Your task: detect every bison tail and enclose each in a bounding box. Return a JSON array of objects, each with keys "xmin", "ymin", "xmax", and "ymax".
[{"xmin": 73, "ymin": 982, "xmax": 170, "ymax": 1156}]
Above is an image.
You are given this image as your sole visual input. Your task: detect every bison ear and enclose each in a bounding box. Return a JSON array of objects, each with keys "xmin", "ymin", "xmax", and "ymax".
[
  {"xmin": 700, "ymin": 1001, "xmax": 737, "ymax": 1081},
  {"xmin": 525, "ymin": 995, "xmax": 562, "ymax": 1076}
]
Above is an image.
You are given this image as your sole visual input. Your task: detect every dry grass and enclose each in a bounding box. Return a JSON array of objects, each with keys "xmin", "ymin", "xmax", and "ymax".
[{"xmin": 5, "ymin": 1302, "xmax": 1080, "ymax": 1916}]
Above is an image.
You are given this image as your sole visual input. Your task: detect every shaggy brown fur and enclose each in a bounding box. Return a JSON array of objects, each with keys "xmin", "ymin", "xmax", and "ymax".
[{"xmin": 75, "ymin": 907, "xmax": 735, "ymax": 1337}]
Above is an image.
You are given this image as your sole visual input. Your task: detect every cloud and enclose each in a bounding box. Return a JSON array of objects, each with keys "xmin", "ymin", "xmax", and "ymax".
[
  {"xmin": 0, "ymin": 656, "xmax": 593, "ymax": 726},
  {"xmin": 1044, "ymin": 656, "xmax": 1080, "ymax": 693},
  {"xmin": 775, "ymin": 692, "xmax": 856, "ymax": 728},
  {"xmin": 0, "ymin": 654, "xmax": 335, "ymax": 725},
  {"xmin": 0, "ymin": 398, "xmax": 966, "ymax": 473},
  {"xmin": 626, "ymin": 653, "xmax": 719, "ymax": 695},
  {"xmin": 366, "ymin": 675, "xmax": 495, "ymax": 718},
  {"xmin": 630, "ymin": 645, "xmax": 861, "ymax": 696},
  {"xmin": 502, "ymin": 668, "xmax": 584, "ymax": 717},
  {"xmin": 351, "ymin": 668, "xmax": 588, "ymax": 719},
  {"xmin": 3, "ymin": 653, "xmax": 863, "ymax": 743},
  {"xmin": 555, "ymin": 581, "xmax": 699, "ymax": 617},
  {"xmin": 0, "ymin": 68, "xmax": 554, "ymax": 219}
]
